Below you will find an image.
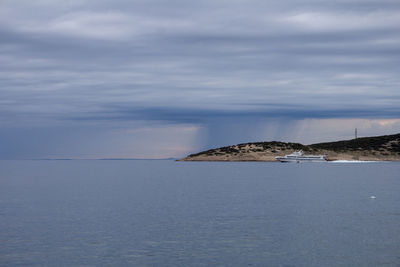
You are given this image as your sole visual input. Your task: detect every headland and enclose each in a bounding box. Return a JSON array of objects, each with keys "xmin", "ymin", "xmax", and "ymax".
[{"xmin": 179, "ymin": 133, "xmax": 400, "ymax": 162}]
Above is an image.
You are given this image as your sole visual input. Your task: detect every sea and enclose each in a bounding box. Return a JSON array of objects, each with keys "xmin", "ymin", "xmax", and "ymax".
[{"xmin": 1, "ymin": 160, "xmax": 399, "ymax": 267}]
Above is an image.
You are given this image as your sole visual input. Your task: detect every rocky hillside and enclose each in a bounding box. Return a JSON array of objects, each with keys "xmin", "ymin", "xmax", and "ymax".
[{"xmin": 179, "ymin": 133, "xmax": 400, "ymax": 161}]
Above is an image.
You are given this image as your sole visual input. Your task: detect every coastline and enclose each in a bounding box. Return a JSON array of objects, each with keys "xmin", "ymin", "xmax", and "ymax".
[{"xmin": 179, "ymin": 133, "xmax": 400, "ymax": 162}]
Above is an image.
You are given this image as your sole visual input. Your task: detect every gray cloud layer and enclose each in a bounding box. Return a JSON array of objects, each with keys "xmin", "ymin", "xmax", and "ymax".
[{"xmin": 1, "ymin": 0, "xmax": 400, "ymax": 157}]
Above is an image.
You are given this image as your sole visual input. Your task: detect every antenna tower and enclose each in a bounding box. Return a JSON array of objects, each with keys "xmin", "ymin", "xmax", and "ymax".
[{"xmin": 355, "ymin": 128, "xmax": 357, "ymax": 139}]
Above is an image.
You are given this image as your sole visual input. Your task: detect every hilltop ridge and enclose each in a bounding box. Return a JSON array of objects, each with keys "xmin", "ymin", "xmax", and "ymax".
[{"xmin": 179, "ymin": 133, "xmax": 400, "ymax": 162}]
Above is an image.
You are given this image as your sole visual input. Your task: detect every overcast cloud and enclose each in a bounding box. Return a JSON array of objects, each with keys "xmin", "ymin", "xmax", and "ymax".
[{"xmin": 1, "ymin": 0, "xmax": 400, "ymax": 158}]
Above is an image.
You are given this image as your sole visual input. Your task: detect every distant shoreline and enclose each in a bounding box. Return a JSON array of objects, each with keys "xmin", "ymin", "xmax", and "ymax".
[
  {"xmin": 179, "ymin": 133, "xmax": 400, "ymax": 162},
  {"xmin": 1, "ymin": 158, "xmax": 177, "ymax": 161}
]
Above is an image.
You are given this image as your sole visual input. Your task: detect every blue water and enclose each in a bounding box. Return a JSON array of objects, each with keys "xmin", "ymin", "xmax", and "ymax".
[{"xmin": 0, "ymin": 160, "xmax": 399, "ymax": 266}]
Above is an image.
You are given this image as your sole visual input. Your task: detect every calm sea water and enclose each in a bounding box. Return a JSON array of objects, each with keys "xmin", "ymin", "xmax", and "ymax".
[{"xmin": 0, "ymin": 160, "xmax": 399, "ymax": 266}]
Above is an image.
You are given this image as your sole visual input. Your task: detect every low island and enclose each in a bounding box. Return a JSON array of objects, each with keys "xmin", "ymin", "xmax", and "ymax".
[{"xmin": 179, "ymin": 133, "xmax": 400, "ymax": 162}]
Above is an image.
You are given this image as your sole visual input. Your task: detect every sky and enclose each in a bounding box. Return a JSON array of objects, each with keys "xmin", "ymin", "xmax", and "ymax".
[{"xmin": 1, "ymin": 0, "xmax": 400, "ymax": 159}]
